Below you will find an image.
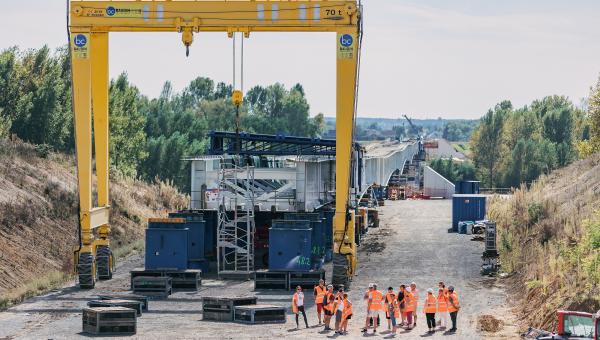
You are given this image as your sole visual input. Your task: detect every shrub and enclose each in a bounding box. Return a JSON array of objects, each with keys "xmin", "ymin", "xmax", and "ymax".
[{"xmin": 528, "ymin": 202, "xmax": 545, "ymax": 226}]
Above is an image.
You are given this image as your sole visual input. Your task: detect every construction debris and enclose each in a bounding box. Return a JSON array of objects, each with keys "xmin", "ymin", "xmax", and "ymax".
[{"xmin": 478, "ymin": 314, "xmax": 503, "ymax": 333}]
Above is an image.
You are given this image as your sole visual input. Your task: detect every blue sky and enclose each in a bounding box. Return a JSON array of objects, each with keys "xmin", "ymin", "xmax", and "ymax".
[{"xmin": 1, "ymin": 1, "xmax": 600, "ymax": 119}]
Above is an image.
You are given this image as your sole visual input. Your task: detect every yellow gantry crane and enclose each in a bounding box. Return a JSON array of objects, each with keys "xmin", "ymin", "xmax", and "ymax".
[{"xmin": 68, "ymin": 0, "xmax": 361, "ymax": 288}]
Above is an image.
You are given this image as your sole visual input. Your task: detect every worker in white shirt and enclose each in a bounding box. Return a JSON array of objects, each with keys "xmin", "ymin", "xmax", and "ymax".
[
  {"xmin": 334, "ymin": 286, "xmax": 345, "ymax": 333},
  {"xmin": 292, "ymin": 286, "xmax": 309, "ymax": 329}
]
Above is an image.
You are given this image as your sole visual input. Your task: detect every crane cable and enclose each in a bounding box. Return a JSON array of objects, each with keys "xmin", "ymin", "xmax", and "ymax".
[{"xmin": 232, "ymin": 33, "xmax": 245, "ymax": 156}]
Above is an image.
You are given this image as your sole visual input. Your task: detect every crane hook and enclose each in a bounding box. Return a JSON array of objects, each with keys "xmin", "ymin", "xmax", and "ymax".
[{"xmin": 181, "ymin": 28, "xmax": 194, "ymax": 57}]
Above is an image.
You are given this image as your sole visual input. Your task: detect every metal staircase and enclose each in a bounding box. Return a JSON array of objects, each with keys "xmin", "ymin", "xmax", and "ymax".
[{"xmin": 217, "ymin": 162, "xmax": 256, "ymax": 279}]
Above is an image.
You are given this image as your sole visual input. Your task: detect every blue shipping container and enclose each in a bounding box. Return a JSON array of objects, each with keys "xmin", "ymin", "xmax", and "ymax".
[
  {"xmin": 170, "ymin": 210, "xmax": 217, "ymax": 260},
  {"xmin": 149, "ymin": 217, "xmax": 206, "ymax": 270},
  {"xmin": 320, "ymin": 210, "xmax": 335, "ymax": 249},
  {"xmin": 269, "ymin": 227, "xmax": 312, "ymax": 272},
  {"xmin": 272, "ymin": 220, "xmax": 311, "ymax": 230},
  {"xmin": 284, "ymin": 213, "xmax": 326, "ymax": 258},
  {"xmin": 452, "ymin": 194, "xmax": 486, "ymax": 230},
  {"xmin": 145, "ymin": 228, "xmax": 189, "ymax": 270},
  {"xmin": 456, "ymin": 181, "xmax": 481, "ymax": 195},
  {"xmin": 198, "ymin": 210, "xmax": 218, "ymax": 259}
]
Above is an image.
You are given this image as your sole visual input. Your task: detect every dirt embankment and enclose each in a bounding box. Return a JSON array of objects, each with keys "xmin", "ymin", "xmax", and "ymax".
[
  {"xmin": 488, "ymin": 153, "xmax": 600, "ymax": 331},
  {"xmin": 0, "ymin": 139, "xmax": 187, "ymax": 298}
]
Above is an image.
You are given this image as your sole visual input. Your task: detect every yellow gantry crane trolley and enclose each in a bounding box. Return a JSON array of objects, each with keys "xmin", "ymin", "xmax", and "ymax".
[{"xmin": 68, "ymin": 0, "xmax": 362, "ymax": 288}]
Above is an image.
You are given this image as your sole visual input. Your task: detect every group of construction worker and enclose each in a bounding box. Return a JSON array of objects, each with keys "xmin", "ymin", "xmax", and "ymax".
[
  {"xmin": 292, "ymin": 281, "xmax": 353, "ymax": 334},
  {"xmin": 292, "ymin": 280, "xmax": 460, "ymax": 335}
]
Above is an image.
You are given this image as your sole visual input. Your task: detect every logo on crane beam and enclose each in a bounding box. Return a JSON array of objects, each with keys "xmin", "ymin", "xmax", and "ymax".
[
  {"xmin": 340, "ymin": 34, "xmax": 353, "ymax": 47},
  {"xmin": 106, "ymin": 6, "xmax": 116, "ymax": 16}
]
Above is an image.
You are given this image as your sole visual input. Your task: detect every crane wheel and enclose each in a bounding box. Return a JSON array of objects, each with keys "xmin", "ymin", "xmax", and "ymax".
[
  {"xmin": 77, "ymin": 252, "xmax": 95, "ymax": 289},
  {"xmin": 332, "ymin": 253, "xmax": 350, "ymax": 289},
  {"xmin": 96, "ymin": 245, "xmax": 113, "ymax": 280}
]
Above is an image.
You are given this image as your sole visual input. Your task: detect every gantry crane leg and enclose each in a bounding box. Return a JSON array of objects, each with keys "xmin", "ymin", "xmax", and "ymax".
[
  {"xmin": 71, "ymin": 31, "xmax": 112, "ymax": 288},
  {"xmin": 91, "ymin": 32, "xmax": 113, "ymax": 281},
  {"xmin": 332, "ymin": 30, "xmax": 359, "ymax": 288}
]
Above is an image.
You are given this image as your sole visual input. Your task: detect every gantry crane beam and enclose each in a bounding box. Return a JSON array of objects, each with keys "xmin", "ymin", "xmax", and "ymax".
[{"xmin": 69, "ymin": 0, "xmax": 361, "ymax": 288}]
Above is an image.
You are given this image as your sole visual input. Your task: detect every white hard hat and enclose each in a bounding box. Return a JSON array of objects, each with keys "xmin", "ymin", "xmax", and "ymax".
[
  {"xmin": 368, "ymin": 283, "xmax": 374, "ymax": 288},
  {"xmin": 427, "ymin": 288, "xmax": 434, "ymax": 294}
]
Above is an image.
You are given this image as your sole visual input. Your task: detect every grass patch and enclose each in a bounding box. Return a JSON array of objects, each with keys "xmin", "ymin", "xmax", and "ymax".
[
  {"xmin": 113, "ymin": 239, "xmax": 145, "ymax": 260},
  {"xmin": 488, "ymin": 154, "xmax": 600, "ymax": 330},
  {"xmin": 525, "ymin": 280, "xmax": 544, "ymax": 290},
  {"xmin": 0, "ymin": 271, "xmax": 72, "ymax": 310}
]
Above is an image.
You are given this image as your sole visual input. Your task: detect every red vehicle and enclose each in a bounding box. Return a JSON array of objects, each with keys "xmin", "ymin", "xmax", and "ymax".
[{"xmin": 524, "ymin": 310, "xmax": 600, "ymax": 340}]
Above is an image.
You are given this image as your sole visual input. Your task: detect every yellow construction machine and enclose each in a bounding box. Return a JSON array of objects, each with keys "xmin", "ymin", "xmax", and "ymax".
[{"xmin": 68, "ymin": 0, "xmax": 362, "ymax": 288}]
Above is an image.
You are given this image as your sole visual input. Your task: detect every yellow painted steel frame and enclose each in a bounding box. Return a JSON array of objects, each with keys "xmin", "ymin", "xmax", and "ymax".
[{"xmin": 69, "ymin": 0, "xmax": 360, "ymax": 279}]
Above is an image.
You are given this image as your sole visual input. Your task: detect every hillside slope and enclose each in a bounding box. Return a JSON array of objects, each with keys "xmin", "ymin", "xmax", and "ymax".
[
  {"xmin": 488, "ymin": 153, "xmax": 600, "ymax": 330},
  {"xmin": 0, "ymin": 139, "xmax": 186, "ymax": 298}
]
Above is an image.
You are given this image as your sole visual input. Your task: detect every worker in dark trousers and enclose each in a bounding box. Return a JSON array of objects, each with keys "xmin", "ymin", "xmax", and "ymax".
[
  {"xmin": 313, "ymin": 279, "xmax": 327, "ymax": 325},
  {"xmin": 423, "ymin": 288, "xmax": 437, "ymax": 333},
  {"xmin": 292, "ymin": 286, "xmax": 309, "ymax": 329},
  {"xmin": 447, "ymin": 286, "xmax": 460, "ymax": 332}
]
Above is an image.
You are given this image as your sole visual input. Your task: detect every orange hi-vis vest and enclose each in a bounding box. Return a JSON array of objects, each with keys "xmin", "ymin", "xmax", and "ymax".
[
  {"xmin": 385, "ymin": 292, "xmax": 396, "ymax": 305},
  {"xmin": 389, "ymin": 298, "xmax": 400, "ymax": 318},
  {"xmin": 424, "ymin": 294, "xmax": 437, "ymax": 313},
  {"xmin": 369, "ymin": 290, "xmax": 384, "ymax": 311},
  {"xmin": 448, "ymin": 292, "xmax": 460, "ymax": 313},
  {"xmin": 384, "ymin": 292, "xmax": 396, "ymax": 317},
  {"xmin": 325, "ymin": 300, "xmax": 334, "ymax": 313},
  {"xmin": 314, "ymin": 285, "xmax": 326, "ymax": 304},
  {"xmin": 292, "ymin": 292, "xmax": 303, "ymax": 314},
  {"xmin": 437, "ymin": 292, "xmax": 448, "ymax": 312},
  {"xmin": 325, "ymin": 291, "xmax": 334, "ymax": 302},
  {"xmin": 405, "ymin": 291, "xmax": 416, "ymax": 312},
  {"xmin": 342, "ymin": 299, "xmax": 353, "ymax": 320}
]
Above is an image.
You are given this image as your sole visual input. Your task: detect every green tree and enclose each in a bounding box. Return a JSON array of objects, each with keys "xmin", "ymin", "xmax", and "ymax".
[
  {"xmin": 470, "ymin": 101, "xmax": 509, "ymax": 187},
  {"xmin": 109, "ymin": 73, "xmax": 148, "ymax": 177},
  {"xmin": 0, "ymin": 46, "xmax": 73, "ymax": 150},
  {"xmin": 587, "ymin": 75, "xmax": 600, "ymax": 153}
]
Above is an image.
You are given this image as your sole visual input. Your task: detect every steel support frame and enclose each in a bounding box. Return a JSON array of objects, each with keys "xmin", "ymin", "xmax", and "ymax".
[
  {"xmin": 69, "ymin": 0, "xmax": 360, "ymax": 284},
  {"xmin": 71, "ymin": 31, "xmax": 111, "ymax": 258}
]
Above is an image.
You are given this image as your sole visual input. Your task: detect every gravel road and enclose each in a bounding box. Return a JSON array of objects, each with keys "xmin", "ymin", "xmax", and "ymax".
[{"xmin": 0, "ymin": 200, "xmax": 518, "ymax": 339}]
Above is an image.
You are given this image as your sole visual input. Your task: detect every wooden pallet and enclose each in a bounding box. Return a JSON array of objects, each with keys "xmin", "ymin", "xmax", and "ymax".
[
  {"xmin": 130, "ymin": 268, "xmax": 201, "ymax": 291},
  {"xmin": 97, "ymin": 294, "xmax": 149, "ymax": 311},
  {"xmin": 254, "ymin": 271, "xmax": 288, "ymax": 290},
  {"xmin": 288, "ymin": 270, "xmax": 325, "ymax": 291},
  {"xmin": 202, "ymin": 296, "xmax": 258, "ymax": 322},
  {"xmin": 88, "ymin": 299, "xmax": 143, "ymax": 316},
  {"xmin": 234, "ymin": 305, "xmax": 286, "ymax": 324},
  {"xmin": 82, "ymin": 307, "xmax": 136, "ymax": 335},
  {"xmin": 132, "ymin": 276, "xmax": 172, "ymax": 298}
]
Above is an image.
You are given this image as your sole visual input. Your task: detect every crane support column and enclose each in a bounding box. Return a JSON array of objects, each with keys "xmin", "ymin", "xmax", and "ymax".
[
  {"xmin": 71, "ymin": 30, "xmax": 96, "ymax": 288},
  {"xmin": 91, "ymin": 32, "xmax": 113, "ymax": 281},
  {"xmin": 332, "ymin": 30, "xmax": 359, "ymax": 288}
]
